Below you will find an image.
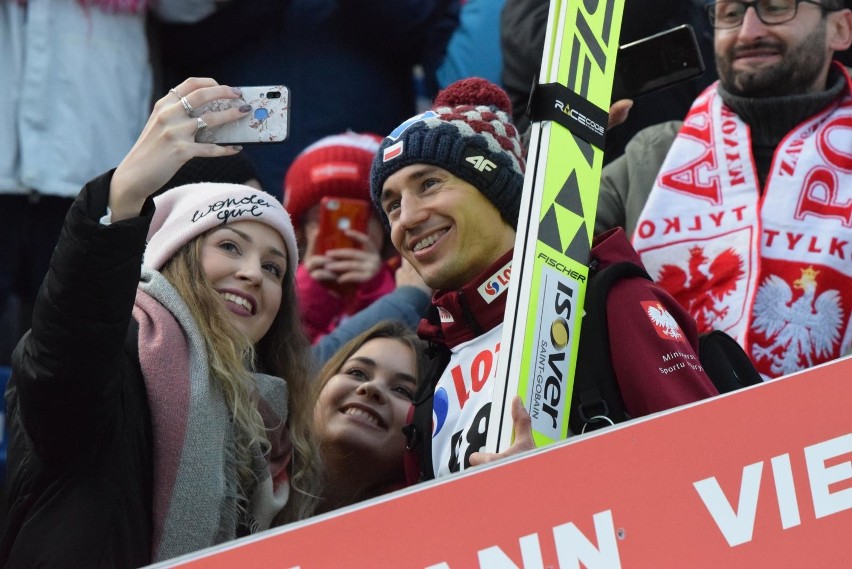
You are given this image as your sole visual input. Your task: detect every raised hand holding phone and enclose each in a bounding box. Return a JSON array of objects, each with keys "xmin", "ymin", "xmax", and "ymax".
[
  {"xmin": 193, "ymin": 86, "xmax": 290, "ymax": 145},
  {"xmin": 304, "ymin": 197, "xmax": 381, "ymax": 295},
  {"xmin": 110, "ymin": 78, "xmax": 247, "ymax": 221}
]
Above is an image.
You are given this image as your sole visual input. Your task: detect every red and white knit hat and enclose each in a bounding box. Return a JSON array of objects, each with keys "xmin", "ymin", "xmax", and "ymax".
[
  {"xmin": 283, "ymin": 131, "xmax": 383, "ymax": 228},
  {"xmin": 144, "ymin": 183, "xmax": 299, "ymax": 277}
]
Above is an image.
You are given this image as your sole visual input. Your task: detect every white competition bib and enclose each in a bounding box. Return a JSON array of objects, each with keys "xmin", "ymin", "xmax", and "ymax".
[{"xmin": 432, "ymin": 326, "xmax": 502, "ymax": 478}]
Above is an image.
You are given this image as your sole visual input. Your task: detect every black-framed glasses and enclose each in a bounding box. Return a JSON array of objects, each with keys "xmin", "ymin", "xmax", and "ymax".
[{"xmin": 707, "ymin": 0, "xmax": 838, "ymax": 29}]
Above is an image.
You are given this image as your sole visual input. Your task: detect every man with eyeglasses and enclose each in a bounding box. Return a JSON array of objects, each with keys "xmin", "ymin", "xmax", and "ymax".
[{"xmin": 596, "ymin": 0, "xmax": 852, "ymax": 379}]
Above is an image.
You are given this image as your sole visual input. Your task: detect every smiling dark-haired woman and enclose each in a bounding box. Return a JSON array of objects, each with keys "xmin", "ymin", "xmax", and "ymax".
[{"xmin": 310, "ymin": 321, "xmax": 428, "ymax": 513}]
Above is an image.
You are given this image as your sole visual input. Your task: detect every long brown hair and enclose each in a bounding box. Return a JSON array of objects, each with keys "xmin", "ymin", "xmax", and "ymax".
[
  {"xmin": 315, "ymin": 320, "xmax": 428, "ymax": 393},
  {"xmin": 255, "ymin": 254, "xmax": 323, "ymax": 523},
  {"xmin": 311, "ymin": 320, "xmax": 428, "ymax": 509},
  {"xmin": 161, "ymin": 233, "xmax": 322, "ymax": 524}
]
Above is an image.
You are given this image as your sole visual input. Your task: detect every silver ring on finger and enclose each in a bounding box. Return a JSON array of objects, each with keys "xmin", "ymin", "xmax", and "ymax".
[
  {"xmin": 180, "ymin": 96, "xmax": 195, "ymax": 116},
  {"xmin": 169, "ymin": 88, "xmax": 182, "ymax": 100},
  {"xmin": 195, "ymin": 117, "xmax": 208, "ymax": 134}
]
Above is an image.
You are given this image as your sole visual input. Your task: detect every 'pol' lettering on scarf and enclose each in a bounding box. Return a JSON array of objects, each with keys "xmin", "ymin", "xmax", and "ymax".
[{"xmin": 191, "ymin": 195, "xmax": 276, "ymax": 225}]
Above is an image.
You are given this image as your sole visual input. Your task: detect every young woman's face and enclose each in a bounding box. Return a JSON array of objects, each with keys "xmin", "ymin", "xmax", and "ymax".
[
  {"xmin": 200, "ymin": 220, "xmax": 288, "ymax": 343},
  {"xmin": 315, "ymin": 338, "xmax": 417, "ymax": 480}
]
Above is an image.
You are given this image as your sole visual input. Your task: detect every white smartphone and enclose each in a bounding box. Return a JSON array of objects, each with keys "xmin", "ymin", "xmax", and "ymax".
[{"xmin": 194, "ymin": 85, "xmax": 290, "ymax": 144}]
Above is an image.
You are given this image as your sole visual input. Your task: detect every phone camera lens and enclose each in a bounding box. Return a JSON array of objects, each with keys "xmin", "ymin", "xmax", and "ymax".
[{"xmin": 267, "ymin": 91, "xmax": 281, "ymax": 99}]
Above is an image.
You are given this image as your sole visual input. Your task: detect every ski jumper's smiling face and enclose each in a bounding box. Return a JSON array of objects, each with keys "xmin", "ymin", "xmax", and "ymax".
[{"xmin": 380, "ymin": 164, "xmax": 515, "ymax": 291}]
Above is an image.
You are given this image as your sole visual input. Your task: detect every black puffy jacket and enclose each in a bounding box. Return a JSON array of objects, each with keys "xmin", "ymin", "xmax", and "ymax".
[{"xmin": 0, "ymin": 172, "xmax": 155, "ymax": 568}]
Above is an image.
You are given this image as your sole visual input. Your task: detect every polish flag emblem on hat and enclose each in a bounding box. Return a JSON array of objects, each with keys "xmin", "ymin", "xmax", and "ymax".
[{"xmin": 383, "ymin": 140, "xmax": 404, "ymax": 162}]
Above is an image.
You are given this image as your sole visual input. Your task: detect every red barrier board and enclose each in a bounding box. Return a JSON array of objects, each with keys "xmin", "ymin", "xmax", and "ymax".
[{"xmin": 157, "ymin": 356, "xmax": 852, "ymax": 568}]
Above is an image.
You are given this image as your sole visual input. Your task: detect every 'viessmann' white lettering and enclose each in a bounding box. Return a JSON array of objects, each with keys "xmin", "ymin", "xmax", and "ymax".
[
  {"xmin": 424, "ymin": 510, "xmax": 621, "ymax": 569},
  {"xmin": 694, "ymin": 433, "xmax": 852, "ymax": 547}
]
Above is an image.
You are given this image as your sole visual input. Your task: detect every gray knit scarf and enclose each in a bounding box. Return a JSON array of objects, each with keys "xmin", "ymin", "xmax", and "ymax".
[{"xmin": 133, "ymin": 268, "xmax": 291, "ymax": 562}]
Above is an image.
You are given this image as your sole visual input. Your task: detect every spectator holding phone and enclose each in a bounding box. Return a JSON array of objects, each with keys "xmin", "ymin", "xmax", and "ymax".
[
  {"xmin": 0, "ymin": 78, "xmax": 322, "ymax": 567},
  {"xmin": 283, "ymin": 132, "xmax": 400, "ymax": 344}
]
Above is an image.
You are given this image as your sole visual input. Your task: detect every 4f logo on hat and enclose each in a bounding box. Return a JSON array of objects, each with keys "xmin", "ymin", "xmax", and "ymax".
[
  {"xmin": 466, "ymin": 155, "xmax": 496, "ymax": 172},
  {"xmin": 462, "ymin": 146, "xmax": 499, "ymax": 182}
]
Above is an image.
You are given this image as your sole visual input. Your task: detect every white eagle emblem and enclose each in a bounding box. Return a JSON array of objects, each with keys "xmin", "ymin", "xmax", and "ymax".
[
  {"xmin": 752, "ymin": 266, "xmax": 843, "ymax": 376},
  {"xmin": 646, "ymin": 304, "xmax": 684, "ymax": 340}
]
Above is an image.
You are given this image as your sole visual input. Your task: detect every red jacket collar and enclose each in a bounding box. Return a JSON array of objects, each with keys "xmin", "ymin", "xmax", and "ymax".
[{"xmin": 417, "ymin": 250, "xmax": 513, "ymax": 348}]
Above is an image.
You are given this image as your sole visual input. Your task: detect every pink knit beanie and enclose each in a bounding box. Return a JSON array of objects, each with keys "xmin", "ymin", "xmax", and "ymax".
[{"xmin": 144, "ymin": 183, "xmax": 299, "ymax": 277}]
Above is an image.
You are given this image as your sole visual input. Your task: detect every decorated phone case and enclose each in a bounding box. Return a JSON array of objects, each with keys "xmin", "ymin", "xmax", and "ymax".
[{"xmin": 194, "ymin": 86, "xmax": 290, "ymax": 144}]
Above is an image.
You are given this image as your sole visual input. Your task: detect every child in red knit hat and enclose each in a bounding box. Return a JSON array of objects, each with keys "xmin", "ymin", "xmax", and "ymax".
[{"xmin": 284, "ymin": 131, "xmax": 398, "ymax": 343}]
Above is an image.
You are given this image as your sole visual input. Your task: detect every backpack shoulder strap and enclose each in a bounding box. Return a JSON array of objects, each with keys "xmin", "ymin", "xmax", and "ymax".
[{"xmin": 571, "ymin": 260, "xmax": 652, "ymax": 433}]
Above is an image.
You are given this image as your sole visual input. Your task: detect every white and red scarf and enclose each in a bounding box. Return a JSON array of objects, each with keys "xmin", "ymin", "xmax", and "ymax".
[{"xmin": 633, "ymin": 72, "xmax": 852, "ymax": 378}]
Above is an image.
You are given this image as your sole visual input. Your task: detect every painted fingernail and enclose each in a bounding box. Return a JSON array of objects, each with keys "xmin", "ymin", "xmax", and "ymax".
[
  {"xmin": 238, "ymin": 104, "xmax": 251, "ymax": 113},
  {"xmin": 232, "ymin": 87, "xmax": 243, "ymax": 95},
  {"xmin": 231, "ymin": 145, "xmax": 243, "ymax": 151}
]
